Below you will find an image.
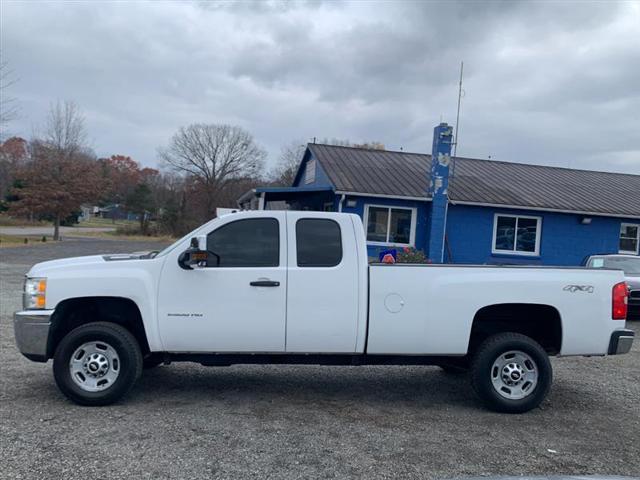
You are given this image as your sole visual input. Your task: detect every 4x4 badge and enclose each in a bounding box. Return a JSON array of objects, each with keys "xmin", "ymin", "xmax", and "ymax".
[{"xmin": 564, "ymin": 285, "xmax": 594, "ymax": 293}]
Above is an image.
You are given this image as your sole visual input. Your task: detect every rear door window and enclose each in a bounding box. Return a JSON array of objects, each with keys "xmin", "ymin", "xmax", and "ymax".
[{"xmin": 296, "ymin": 219, "xmax": 342, "ymax": 267}]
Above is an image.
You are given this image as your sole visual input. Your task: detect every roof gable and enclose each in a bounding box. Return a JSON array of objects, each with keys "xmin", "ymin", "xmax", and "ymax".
[{"xmin": 292, "ymin": 148, "xmax": 334, "ymax": 189}]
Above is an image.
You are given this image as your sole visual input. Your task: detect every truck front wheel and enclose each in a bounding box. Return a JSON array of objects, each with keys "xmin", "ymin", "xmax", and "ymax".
[
  {"xmin": 470, "ymin": 332, "xmax": 552, "ymax": 413},
  {"xmin": 53, "ymin": 322, "xmax": 143, "ymax": 406}
]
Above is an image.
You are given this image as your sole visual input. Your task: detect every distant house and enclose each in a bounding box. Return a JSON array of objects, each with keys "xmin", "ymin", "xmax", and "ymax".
[
  {"xmin": 239, "ymin": 136, "xmax": 640, "ymax": 265},
  {"xmin": 94, "ymin": 204, "xmax": 139, "ymax": 221},
  {"xmin": 78, "ymin": 205, "xmax": 94, "ymax": 221}
]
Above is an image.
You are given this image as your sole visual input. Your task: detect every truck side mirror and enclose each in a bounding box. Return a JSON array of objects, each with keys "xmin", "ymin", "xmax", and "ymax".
[{"xmin": 178, "ymin": 235, "xmax": 208, "ymax": 270}]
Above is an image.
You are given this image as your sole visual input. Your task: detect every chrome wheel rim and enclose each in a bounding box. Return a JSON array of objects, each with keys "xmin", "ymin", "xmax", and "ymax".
[
  {"xmin": 69, "ymin": 341, "xmax": 120, "ymax": 392},
  {"xmin": 490, "ymin": 350, "xmax": 538, "ymax": 400}
]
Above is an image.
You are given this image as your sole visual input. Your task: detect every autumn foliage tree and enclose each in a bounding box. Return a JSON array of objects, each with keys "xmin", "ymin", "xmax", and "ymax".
[
  {"xmin": 99, "ymin": 155, "xmax": 160, "ymax": 232},
  {"xmin": 100, "ymin": 155, "xmax": 143, "ymax": 205},
  {"xmin": 11, "ymin": 143, "xmax": 100, "ymax": 239},
  {"xmin": 0, "ymin": 136, "xmax": 28, "ymax": 209},
  {"xmin": 9, "ymin": 101, "xmax": 101, "ymax": 240}
]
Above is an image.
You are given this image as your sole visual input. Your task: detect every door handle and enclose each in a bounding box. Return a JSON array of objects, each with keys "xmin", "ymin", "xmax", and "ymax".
[{"xmin": 250, "ymin": 280, "xmax": 280, "ymax": 287}]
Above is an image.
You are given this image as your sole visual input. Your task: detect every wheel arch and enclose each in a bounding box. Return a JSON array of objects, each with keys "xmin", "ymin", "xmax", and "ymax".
[
  {"xmin": 48, "ymin": 297, "xmax": 151, "ymax": 358},
  {"xmin": 469, "ymin": 303, "xmax": 563, "ymax": 355}
]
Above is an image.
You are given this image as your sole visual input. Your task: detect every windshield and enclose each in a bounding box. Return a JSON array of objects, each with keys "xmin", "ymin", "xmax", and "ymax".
[{"xmin": 588, "ymin": 256, "xmax": 640, "ymax": 275}]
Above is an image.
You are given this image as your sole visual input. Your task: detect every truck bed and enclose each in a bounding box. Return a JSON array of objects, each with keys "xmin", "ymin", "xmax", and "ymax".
[{"xmin": 367, "ymin": 263, "xmax": 625, "ymax": 356}]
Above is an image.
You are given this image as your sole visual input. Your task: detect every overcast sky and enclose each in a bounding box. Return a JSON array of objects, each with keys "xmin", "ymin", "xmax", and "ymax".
[{"xmin": 2, "ymin": 0, "xmax": 639, "ymax": 174}]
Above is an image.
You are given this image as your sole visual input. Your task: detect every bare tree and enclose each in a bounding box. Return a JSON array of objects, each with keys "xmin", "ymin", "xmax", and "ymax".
[
  {"xmin": 159, "ymin": 123, "xmax": 265, "ymax": 216},
  {"xmin": 0, "ymin": 60, "xmax": 19, "ymax": 138},
  {"xmin": 352, "ymin": 141, "xmax": 385, "ymax": 150},
  {"xmin": 270, "ymin": 140, "xmax": 306, "ymax": 186},
  {"xmin": 44, "ymin": 100, "xmax": 88, "ymax": 158},
  {"xmin": 317, "ymin": 138, "xmax": 385, "ymax": 150},
  {"xmin": 318, "ymin": 137, "xmax": 351, "ymax": 147}
]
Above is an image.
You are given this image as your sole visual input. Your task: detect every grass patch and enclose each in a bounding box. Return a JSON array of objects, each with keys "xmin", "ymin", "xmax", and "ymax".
[
  {"xmin": 0, "ymin": 234, "xmax": 51, "ymax": 247},
  {"xmin": 0, "ymin": 215, "xmax": 49, "ymax": 227},
  {"xmin": 76, "ymin": 217, "xmax": 138, "ymax": 228}
]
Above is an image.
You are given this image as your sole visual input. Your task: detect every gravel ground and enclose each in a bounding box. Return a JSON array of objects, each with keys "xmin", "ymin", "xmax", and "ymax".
[{"xmin": 1, "ymin": 239, "xmax": 639, "ymax": 479}]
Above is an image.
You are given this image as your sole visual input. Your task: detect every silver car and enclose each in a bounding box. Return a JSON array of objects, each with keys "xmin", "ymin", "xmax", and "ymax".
[{"xmin": 585, "ymin": 254, "xmax": 640, "ymax": 321}]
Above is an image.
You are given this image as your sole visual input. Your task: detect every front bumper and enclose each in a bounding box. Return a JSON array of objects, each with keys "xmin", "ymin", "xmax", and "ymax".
[
  {"xmin": 13, "ymin": 310, "xmax": 54, "ymax": 362},
  {"xmin": 608, "ymin": 329, "xmax": 635, "ymax": 355}
]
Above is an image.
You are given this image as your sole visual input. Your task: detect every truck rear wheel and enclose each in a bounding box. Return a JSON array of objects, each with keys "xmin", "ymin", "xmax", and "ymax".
[
  {"xmin": 53, "ymin": 322, "xmax": 143, "ymax": 406},
  {"xmin": 470, "ymin": 332, "xmax": 552, "ymax": 413}
]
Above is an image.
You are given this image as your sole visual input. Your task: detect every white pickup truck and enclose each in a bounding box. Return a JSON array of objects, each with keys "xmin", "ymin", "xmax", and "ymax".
[{"xmin": 14, "ymin": 211, "xmax": 634, "ymax": 413}]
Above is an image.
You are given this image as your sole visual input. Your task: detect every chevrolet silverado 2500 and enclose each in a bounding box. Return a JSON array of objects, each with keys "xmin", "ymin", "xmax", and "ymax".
[{"xmin": 14, "ymin": 211, "xmax": 635, "ymax": 412}]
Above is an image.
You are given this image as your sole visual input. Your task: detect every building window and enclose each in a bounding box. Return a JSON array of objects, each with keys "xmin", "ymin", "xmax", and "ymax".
[
  {"xmin": 364, "ymin": 205, "xmax": 416, "ymax": 246},
  {"xmin": 296, "ymin": 219, "xmax": 342, "ymax": 267},
  {"xmin": 304, "ymin": 159, "xmax": 316, "ymax": 184},
  {"xmin": 619, "ymin": 223, "xmax": 639, "ymax": 254},
  {"xmin": 492, "ymin": 214, "xmax": 541, "ymax": 256}
]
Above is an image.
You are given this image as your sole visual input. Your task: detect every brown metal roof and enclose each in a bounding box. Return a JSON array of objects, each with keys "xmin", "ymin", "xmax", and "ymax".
[{"xmin": 308, "ymin": 143, "xmax": 640, "ymax": 218}]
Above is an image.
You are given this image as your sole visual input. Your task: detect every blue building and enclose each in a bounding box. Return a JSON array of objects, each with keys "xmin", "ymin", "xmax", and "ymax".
[{"xmin": 239, "ymin": 125, "xmax": 640, "ymax": 265}]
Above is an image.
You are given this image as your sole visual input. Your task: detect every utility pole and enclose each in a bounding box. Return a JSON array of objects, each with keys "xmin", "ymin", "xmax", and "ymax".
[{"xmin": 453, "ymin": 61, "xmax": 464, "ymax": 158}]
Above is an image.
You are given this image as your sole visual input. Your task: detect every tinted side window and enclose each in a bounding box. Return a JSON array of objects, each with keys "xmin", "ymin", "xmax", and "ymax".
[
  {"xmin": 296, "ymin": 219, "xmax": 342, "ymax": 267},
  {"xmin": 207, "ymin": 218, "xmax": 279, "ymax": 267}
]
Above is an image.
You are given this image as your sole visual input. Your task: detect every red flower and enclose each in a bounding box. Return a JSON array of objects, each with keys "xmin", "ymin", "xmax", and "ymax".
[{"xmin": 382, "ymin": 254, "xmax": 396, "ymax": 264}]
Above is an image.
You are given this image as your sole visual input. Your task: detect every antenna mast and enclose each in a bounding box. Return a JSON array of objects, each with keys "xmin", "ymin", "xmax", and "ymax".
[{"xmin": 453, "ymin": 61, "xmax": 464, "ymax": 158}]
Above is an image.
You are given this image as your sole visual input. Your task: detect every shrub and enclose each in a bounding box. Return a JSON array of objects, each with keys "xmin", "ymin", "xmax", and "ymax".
[{"xmin": 396, "ymin": 246, "xmax": 431, "ymax": 264}]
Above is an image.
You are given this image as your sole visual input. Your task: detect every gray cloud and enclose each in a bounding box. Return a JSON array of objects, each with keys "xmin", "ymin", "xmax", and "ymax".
[{"xmin": 1, "ymin": 0, "xmax": 639, "ymax": 174}]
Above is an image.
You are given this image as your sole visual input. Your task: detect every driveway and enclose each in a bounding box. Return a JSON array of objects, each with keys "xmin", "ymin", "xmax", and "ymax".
[{"xmin": 1, "ymin": 238, "xmax": 639, "ymax": 479}]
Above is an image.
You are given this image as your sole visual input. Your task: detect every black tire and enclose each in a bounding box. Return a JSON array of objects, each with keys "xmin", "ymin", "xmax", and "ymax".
[
  {"xmin": 53, "ymin": 321, "xmax": 143, "ymax": 406},
  {"xmin": 143, "ymin": 353, "xmax": 164, "ymax": 369},
  {"xmin": 470, "ymin": 332, "xmax": 552, "ymax": 414}
]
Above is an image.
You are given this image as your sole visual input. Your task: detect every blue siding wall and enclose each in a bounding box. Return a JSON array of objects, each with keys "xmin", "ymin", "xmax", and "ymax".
[
  {"xmin": 339, "ymin": 196, "xmax": 431, "ymax": 259},
  {"xmin": 446, "ymin": 204, "xmax": 627, "ymax": 265}
]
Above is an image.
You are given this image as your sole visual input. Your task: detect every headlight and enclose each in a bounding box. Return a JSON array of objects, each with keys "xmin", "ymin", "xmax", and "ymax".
[{"xmin": 23, "ymin": 277, "xmax": 47, "ymax": 310}]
